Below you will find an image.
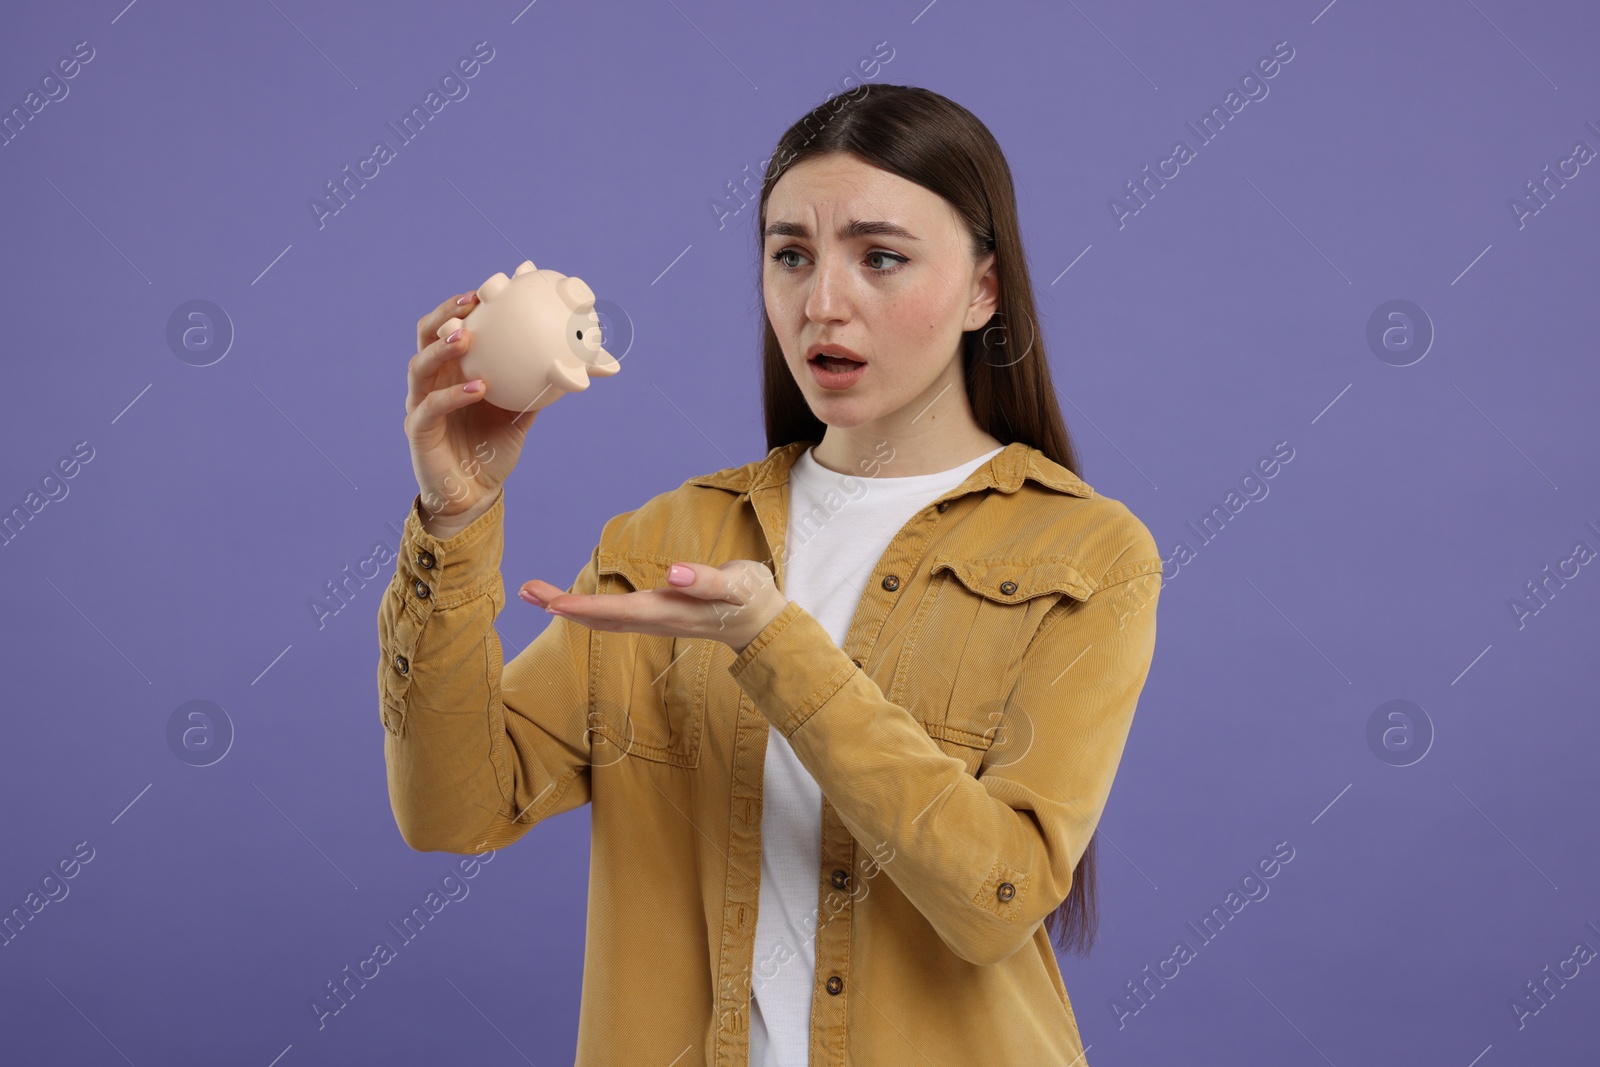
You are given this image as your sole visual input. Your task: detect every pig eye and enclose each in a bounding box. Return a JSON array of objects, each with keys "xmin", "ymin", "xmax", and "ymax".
[{"xmin": 576, "ymin": 330, "xmax": 583, "ymax": 339}]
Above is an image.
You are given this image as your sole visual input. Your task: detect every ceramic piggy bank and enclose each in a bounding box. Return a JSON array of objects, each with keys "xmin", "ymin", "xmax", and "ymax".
[{"xmin": 436, "ymin": 259, "xmax": 620, "ymax": 413}]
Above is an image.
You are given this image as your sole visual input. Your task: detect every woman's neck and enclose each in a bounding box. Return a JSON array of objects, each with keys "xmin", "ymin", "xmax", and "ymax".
[{"xmin": 810, "ymin": 425, "xmax": 1005, "ymax": 479}]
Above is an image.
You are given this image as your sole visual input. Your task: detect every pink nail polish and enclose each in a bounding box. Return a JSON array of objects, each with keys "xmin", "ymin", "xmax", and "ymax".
[
  {"xmin": 446, "ymin": 329, "xmax": 462, "ymax": 344},
  {"xmin": 455, "ymin": 294, "xmax": 475, "ymax": 305}
]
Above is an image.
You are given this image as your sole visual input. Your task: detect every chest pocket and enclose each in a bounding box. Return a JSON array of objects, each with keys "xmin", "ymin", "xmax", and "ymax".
[
  {"xmin": 589, "ymin": 555, "xmax": 709, "ymax": 768},
  {"xmin": 892, "ymin": 557, "xmax": 1095, "ymax": 773}
]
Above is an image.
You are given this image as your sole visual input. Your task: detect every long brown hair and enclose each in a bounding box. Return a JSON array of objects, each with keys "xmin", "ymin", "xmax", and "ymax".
[{"xmin": 751, "ymin": 83, "xmax": 1103, "ymax": 955}]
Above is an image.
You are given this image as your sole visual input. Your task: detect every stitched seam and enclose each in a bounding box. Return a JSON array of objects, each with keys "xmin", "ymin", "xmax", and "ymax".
[
  {"xmin": 924, "ymin": 722, "xmax": 994, "ymax": 748},
  {"xmin": 427, "ymin": 577, "xmax": 501, "ymax": 612},
  {"xmin": 972, "ymin": 861, "xmax": 1028, "ymax": 919},
  {"xmin": 937, "ymin": 554, "xmax": 1098, "ymax": 565},
  {"xmin": 408, "ymin": 488, "xmax": 504, "ymax": 553},
  {"xmin": 484, "ymin": 623, "xmax": 513, "ymax": 808},
  {"xmin": 777, "ymin": 659, "xmax": 857, "ymax": 737},
  {"xmin": 522, "ymin": 765, "xmax": 586, "ymax": 823},
  {"xmin": 587, "ymin": 719, "xmax": 697, "ymax": 766},
  {"xmin": 1096, "ymin": 557, "xmax": 1164, "ymax": 590},
  {"xmin": 727, "ymin": 600, "xmax": 800, "ymax": 676},
  {"xmin": 889, "ymin": 567, "xmax": 945, "ymax": 706}
]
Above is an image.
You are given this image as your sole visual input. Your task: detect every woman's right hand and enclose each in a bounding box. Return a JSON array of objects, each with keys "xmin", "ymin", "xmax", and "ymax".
[{"xmin": 406, "ymin": 289, "xmax": 536, "ymax": 534}]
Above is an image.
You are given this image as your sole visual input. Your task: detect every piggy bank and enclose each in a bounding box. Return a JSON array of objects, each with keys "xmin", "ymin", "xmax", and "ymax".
[{"xmin": 436, "ymin": 259, "xmax": 620, "ymax": 414}]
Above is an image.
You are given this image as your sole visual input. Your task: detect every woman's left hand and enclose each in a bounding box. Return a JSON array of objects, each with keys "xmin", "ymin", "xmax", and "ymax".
[{"xmin": 517, "ymin": 560, "xmax": 788, "ymax": 654}]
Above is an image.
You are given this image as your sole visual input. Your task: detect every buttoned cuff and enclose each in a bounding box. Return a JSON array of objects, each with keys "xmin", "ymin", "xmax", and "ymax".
[
  {"xmin": 727, "ymin": 599, "xmax": 858, "ymax": 737},
  {"xmin": 397, "ymin": 488, "xmax": 505, "ymax": 609}
]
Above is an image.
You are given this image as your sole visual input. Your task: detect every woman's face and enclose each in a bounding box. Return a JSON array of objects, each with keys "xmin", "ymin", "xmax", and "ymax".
[{"xmin": 762, "ymin": 152, "xmax": 998, "ymax": 432}]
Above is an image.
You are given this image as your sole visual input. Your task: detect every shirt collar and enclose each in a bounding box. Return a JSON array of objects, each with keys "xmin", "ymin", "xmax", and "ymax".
[{"xmin": 686, "ymin": 440, "xmax": 1093, "ymax": 499}]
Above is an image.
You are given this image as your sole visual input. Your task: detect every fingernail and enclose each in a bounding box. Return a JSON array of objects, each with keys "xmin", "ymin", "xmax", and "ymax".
[
  {"xmin": 446, "ymin": 329, "xmax": 462, "ymax": 344},
  {"xmin": 455, "ymin": 293, "xmax": 476, "ymax": 305},
  {"xmin": 668, "ymin": 564, "xmax": 693, "ymax": 585},
  {"xmin": 463, "ymin": 380, "xmax": 483, "ymax": 393}
]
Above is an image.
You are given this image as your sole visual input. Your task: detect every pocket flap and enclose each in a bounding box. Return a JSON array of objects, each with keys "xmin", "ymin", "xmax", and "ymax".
[
  {"xmin": 930, "ymin": 558, "xmax": 1096, "ymax": 603},
  {"xmin": 596, "ymin": 554, "xmax": 672, "ymax": 592}
]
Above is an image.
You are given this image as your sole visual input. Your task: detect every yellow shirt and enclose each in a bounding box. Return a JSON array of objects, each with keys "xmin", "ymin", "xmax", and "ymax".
[{"xmin": 377, "ymin": 439, "xmax": 1163, "ymax": 1066}]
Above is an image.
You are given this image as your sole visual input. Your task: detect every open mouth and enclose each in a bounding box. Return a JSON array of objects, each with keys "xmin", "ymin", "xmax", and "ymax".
[{"xmin": 807, "ymin": 347, "xmax": 868, "ymax": 389}]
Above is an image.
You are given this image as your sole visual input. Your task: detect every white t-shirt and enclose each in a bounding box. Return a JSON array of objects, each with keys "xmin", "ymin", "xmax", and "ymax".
[{"xmin": 747, "ymin": 442, "xmax": 1006, "ymax": 1067}]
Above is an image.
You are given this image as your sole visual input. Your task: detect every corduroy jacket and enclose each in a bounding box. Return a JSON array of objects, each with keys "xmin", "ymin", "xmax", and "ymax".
[{"xmin": 376, "ymin": 439, "xmax": 1162, "ymax": 1066}]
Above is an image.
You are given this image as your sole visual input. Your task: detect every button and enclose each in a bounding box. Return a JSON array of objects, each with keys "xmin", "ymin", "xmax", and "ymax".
[
  {"xmin": 997, "ymin": 881, "xmax": 1016, "ymax": 902},
  {"xmin": 937, "ymin": 501, "xmax": 950, "ymax": 512},
  {"xmin": 392, "ymin": 653, "xmax": 409, "ymax": 675},
  {"xmin": 999, "ymin": 580, "xmax": 1017, "ymax": 596},
  {"xmin": 881, "ymin": 575, "xmax": 900, "ymax": 592},
  {"xmin": 825, "ymin": 975, "xmax": 844, "ymax": 995},
  {"xmin": 415, "ymin": 549, "xmax": 435, "ymax": 570},
  {"xmin": 414, "ymin": 579, "xmax": 431, "ymax": 599},
  {"xmin": 831, "ymin": 869, "xmax": 849, "ymax": 889}
]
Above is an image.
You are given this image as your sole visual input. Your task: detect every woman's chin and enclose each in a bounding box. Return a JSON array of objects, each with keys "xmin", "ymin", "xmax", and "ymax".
[{"xmin": 807, "ymin": 395, "xmax": 880, "ymax": 428}]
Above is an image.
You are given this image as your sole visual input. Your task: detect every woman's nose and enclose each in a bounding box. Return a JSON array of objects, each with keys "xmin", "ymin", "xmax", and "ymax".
[{"xmin": 805, "ymin": 256, "xmax": 850, "ymax": 324}]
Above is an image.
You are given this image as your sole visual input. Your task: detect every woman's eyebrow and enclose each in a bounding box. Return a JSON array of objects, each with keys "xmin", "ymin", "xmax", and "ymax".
[{"xmin": 763, "ymin": 219, "xmax": 920, "ymax": 241}]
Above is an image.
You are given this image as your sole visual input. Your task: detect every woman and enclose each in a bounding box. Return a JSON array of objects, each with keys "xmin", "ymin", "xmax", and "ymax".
[{"xmin": 382, "ymin": 83, "xmax": 1162, "ymax": 1066}]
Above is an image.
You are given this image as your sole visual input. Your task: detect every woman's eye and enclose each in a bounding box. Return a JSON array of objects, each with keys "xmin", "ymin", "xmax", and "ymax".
[
  {"xmin": 866, "ymin": 251, "xmax": 907, "ymax": 273},
  {"xmin": 768, "ymin": 249, "xmax": 907, "ymax": 273}
]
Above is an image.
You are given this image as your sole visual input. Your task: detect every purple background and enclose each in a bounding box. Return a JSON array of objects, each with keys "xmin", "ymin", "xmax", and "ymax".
[{"xmin": 3, "ymin": 1, "xmax": 1597, "ymax": 1064}]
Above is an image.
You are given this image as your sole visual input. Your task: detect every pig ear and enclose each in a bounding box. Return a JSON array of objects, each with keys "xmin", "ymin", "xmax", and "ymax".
[
  {"xmin": 552, "ymin": 357, "xmax": 590, "ymax": 392},
  {"xmin": 478, "ymin": 272, "xmax": 512, "ymax": 300},
  {"xmin": 513, "ymin": 260, "xmax": 538, "ymax": 276},
  {"xmin": 555, "ymin": 275, "xmax": 597, "ymax": 311}
]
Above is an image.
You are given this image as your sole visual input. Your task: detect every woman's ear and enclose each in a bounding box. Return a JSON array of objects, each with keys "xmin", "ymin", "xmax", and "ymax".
[{"xmin": 965, "ymin": 252, "xmax": 1000, "ymax": 330}]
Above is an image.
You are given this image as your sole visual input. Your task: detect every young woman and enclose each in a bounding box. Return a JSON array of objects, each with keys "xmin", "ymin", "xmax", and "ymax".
[{"xmin": 383, "ymin": 84, "xmax": 1162, "ymax": 1067}]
